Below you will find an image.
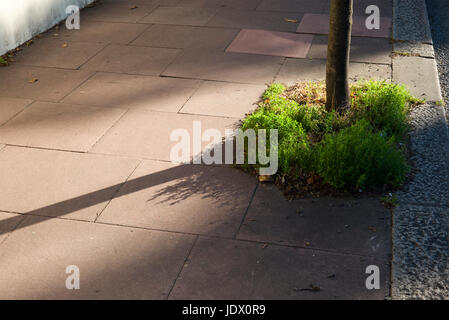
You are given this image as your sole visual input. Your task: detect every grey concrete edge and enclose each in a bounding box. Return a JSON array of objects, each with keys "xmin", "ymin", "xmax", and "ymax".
[
  {"xmin": 391, "ymin": 0, "xmax": 449, "ymax": 300},
  {"xmin": 392, "ymin": 0, "xmax": 443, "ymax": 102}
]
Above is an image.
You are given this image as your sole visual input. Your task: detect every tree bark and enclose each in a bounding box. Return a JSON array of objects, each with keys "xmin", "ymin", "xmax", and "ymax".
[{"xmin": 326, "ymin": 0, "xmax": 353, "ymax": 112}]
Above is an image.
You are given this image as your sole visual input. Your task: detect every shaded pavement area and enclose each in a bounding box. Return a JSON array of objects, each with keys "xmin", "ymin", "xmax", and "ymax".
[{"xmin": 0, "ymin": 0, "xmax": 394, "ymax": 299}]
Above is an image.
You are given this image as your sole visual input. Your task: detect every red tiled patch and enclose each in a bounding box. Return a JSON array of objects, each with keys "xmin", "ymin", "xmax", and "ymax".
[
  {"xmin": 226, "ymin": 29, "xmax": 314, "ymax": 58},
  {"xmin": 297, "ymin": 13, "xmax": 392, "ymax": 38}
]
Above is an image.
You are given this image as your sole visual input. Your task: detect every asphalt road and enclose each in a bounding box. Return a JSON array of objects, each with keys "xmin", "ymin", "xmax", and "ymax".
[{"xmin": 427, "ymin": 0, "xmax": 449, "ymax": 106}]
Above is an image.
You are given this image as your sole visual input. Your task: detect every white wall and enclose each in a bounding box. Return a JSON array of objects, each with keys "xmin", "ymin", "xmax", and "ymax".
[{"xmin": 0, "ymin": 0, "xmax": 95, "ymax": 55}]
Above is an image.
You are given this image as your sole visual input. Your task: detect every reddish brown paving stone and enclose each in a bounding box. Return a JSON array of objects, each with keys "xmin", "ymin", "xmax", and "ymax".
[
  {"xmin": 274, "ymin": 58, "xmax": 391, "ymax": 85},
  {"xmin": 177, "ymin": 0, "xmax": 261, "ymax": 10},
  {"xmin": 139, "ymin": 6, "xmax": 219, "ymax": 25},
  {"xmin": 0, "ymin": 97, "xmax": 33, "ymax": 126},
  {"xmin": 97, "ymin": 161, "xmax": 258, "ymax": 237},
  {"xmin": 169, "ymin": 237, "xmax": 389, "ymax": 299},
  {"xmin": 257, "ymin": 0, "xmax": 328, "ymax": 13},
  {"xmin": 297, "ymin": 14, "xmax": 392, "ymax": 38},
  {"xmin": 131, "ymin": 25, "xmax": 239, "ymax": 50},
  {"xmin": 81, "ymin": 45, "xmax": 181, "ymax": 76},
  {"xmin": 13, "ymin": 39, "xmax": 106, "ymax": 69},
  {"xmin": 206, "ymin": 8, "xmax": 302, "ymax": 32},
  {"xmin": 45, "ymin": 21, "xmax": 150, "ymax": 45},
  {"xmin": 237, "ymin": 184, "xmax": 391, "ymax": 258},
  {"xmin": 226, "ymin": 29, "xmax": 314, "ymax": 58},
  {"xmin": 0, "ymin": 65, "xmax": 94, "ymax": 102},
  {"xmin": 162, "ymin": 49, "xmax": 284, "ymax": 84},
  {"xmin": 0, "ymin": 147, "xmax": 140, "ymax": 221},
  {"xmin": 0, "ymin": 216, "xmax": 195, "ymax": 299},
  {"xmin": 0, "ymin": 102, "xmax": 126, "ymax": 152},
  {"xmin": 90, "ymin": 109, "xmax": 237, "ymax": 160},
  {"xmin": 180, "ymin": 81, "xmax": 265, "ymax": 118},
  {"xmin": 81, "ymin": 3, "xmax": 158, "ymax": 23},
  {"xmin": 307, "ymin": 35, "xmax": 392, "ymax": 64},
  {"xmin": 63, "ymin": 72, "xmax": 201, "ymax": 112}
]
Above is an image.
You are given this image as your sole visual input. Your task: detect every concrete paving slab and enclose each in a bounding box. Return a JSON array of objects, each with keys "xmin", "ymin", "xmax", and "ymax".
[
  {"xmin": 323, "ymin": 0, "xmax": 393, "ymax": 17},
  {"xmin": 0, "ymin": 97, "xmax": 33, "ymax": 126},
  {"xmin": 396, "ymin": 103, "xmax": 449, "ymax": 206},
  {"xmin": 63, "ymin": 72, "xmax": 201, "ymax": 112},
  {"xmin": 226, "ymin": 29, "xmax": 314, "ymax": 59},
  {"xmin": 392, "ymin": 203, "xmax": 449, "ymax": 299},
  {"xmin": 82, "ymin": 3, "xmax": 158, "ymax": 23},
  {"xmin": 131, "ymin": 25, "xmax": 239, "ymax": 50},
  {"xmin": 101, "ymin": 0, "xmax": 181, "ymax": 4},
  {"xmin": 393, "ymin": 0, "xmax": 432, "ymax": 42},
  {"xmin": 275, "ymin": 58, "xmax": 391, "ymax": 85},
  {"xmin": 81, "ymin": 44, "xmax": 180, "ymax": 76},
  {"xmin": 178, "ymin": 0, "xmax": 261, "ymax": 10},
  {"xmin": 357, "ymin": 0, "xmax": 392, "ymax": 17},
  {"xmin": 297, "ymin": 14, "xmax": 392, "ymax": 38},
  {"xmin": 159, "ymin": 0, "xmax": 184, "ymax": 4},
  {"xmin": 139, "ymin": 6, "xmax": 219, "ymax": 26},
  {"xmin": 90, "ymin": 109, "xmax": 237, "ymax": 160},
  {"xmin": 13, "ymin": 39, "xmax": 106, "ymax": 69},
  {"xmin": 0, "ymin": 102, "xmax": 126, "ymax": 152},
  {"xmin": 169, "ymin": 237, "xmax": 389, "ymax": 299},
  {"xmin": 0, "ymin": 65, "xmax": 94, "ymax": 102},
  {"xmin": 393, "ymin": 41, "xmax": 435, "ymax": 59},
  {"xmin": 237, "ymin": 184, "xmax": 390, "ymax": 257},
  {"xmin": 308, "ymin": 35, "xmax": 392, "ymax": 64},
  {"xmin": 0, "ymin": 215, "xmax": 195, "ymax": 299},
  {"xmin": 0, "ymin": 147, "xmax": 139, "ymax": 221},
  {"xmin": 206, "ymin": 8, "xmax": 301, "ymax": 32},
  {"xmin": 162, "ymin": 49, "xmax": 284, "ymax": 84},
  {"xmin": 98, "ymin": 161, "xmax": 257, "ymax": 236},
  {"xmin": 257, "ymin": 0, "xmax": 328, "ymax": 13},
  {"xmin": 180, "ymin": 81, "xmax": 265, "ymax": 118},
  {"xmin": 46, "ymin": 21, "xmax": 149, "ymax": 45},
  {"xmin": 0, "ymin": 212, "xmax": 25, "ymax": 246},
  {"xmin": 393, "ymin": 56, "xmax": 443, "ymax": 102}
]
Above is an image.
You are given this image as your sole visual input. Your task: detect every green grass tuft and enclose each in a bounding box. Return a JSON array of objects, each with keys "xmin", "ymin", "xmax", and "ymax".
[
  {"xmin": 241, "ymin": 80, "xmax": 420, "ymax": 191},
  {"xmin": 316, "ymin": 120, "xmax": 408, "ymax": 189}
]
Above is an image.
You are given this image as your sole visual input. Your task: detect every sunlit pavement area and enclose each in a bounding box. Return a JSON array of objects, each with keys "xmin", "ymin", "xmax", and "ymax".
[{"xmin": 0, "ymin": 0, "xmax": 401, "ymax": 299}]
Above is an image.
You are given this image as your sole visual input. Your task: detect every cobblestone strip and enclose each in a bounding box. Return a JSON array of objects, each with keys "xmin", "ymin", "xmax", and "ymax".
[{"xmin": 392, "ymin": 0, "xmax": 449, "ymax": 300}]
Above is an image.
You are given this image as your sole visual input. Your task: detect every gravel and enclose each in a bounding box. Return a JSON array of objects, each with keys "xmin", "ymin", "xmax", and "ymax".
[{"xmin": 392, "ymin": 0, "xmax": 449, "ymax": 300}]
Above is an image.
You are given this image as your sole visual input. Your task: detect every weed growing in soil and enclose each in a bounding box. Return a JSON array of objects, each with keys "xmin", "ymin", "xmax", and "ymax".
[{"xmin": 240, "ymin": 80, "xmax": 422, "ymax": 193}]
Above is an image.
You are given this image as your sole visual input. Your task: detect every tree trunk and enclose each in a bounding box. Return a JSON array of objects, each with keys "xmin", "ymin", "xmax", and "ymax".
[{"xmin": 326, "ymin": 0, "xmax": 353, "ymax": 112}]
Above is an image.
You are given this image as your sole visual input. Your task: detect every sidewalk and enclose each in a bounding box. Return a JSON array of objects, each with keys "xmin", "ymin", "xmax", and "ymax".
[
  {"xmin": 0, "ymin": 0, "xmax": 395, "ymax": 299},
  {"xmin": 391, "ymin": 0, "xmax": 448, "ymax": 300}
]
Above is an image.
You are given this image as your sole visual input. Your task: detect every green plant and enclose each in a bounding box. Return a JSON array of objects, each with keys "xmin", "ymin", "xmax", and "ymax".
[
  {"xmin": 278, "ymin": 131, "xmax": 313, "ymax": 176},
  {"xmin": 351, "ymin": 80, "xmax": 419, "ymax": 138},
  {"xmin": 315, "ymin": 120, "xmax": 408, "ymax": 190},
  {"xmin": 240, "ymin": 81, "xmax": 417, "ymax": 192},
  {"xmin": 0, "ymin": 56, "xmax": 7, "ymax": 65},
  {"xmin": 262, "ymin": 83, "xmax": 286, "ymax": 100},
  {"xmin": 242, "ymin": 109, "xmax": 301, "ymax": 141},
  {"xmin": 381, "ymin": 193, "xmax": 398, "ymax": 208}
]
